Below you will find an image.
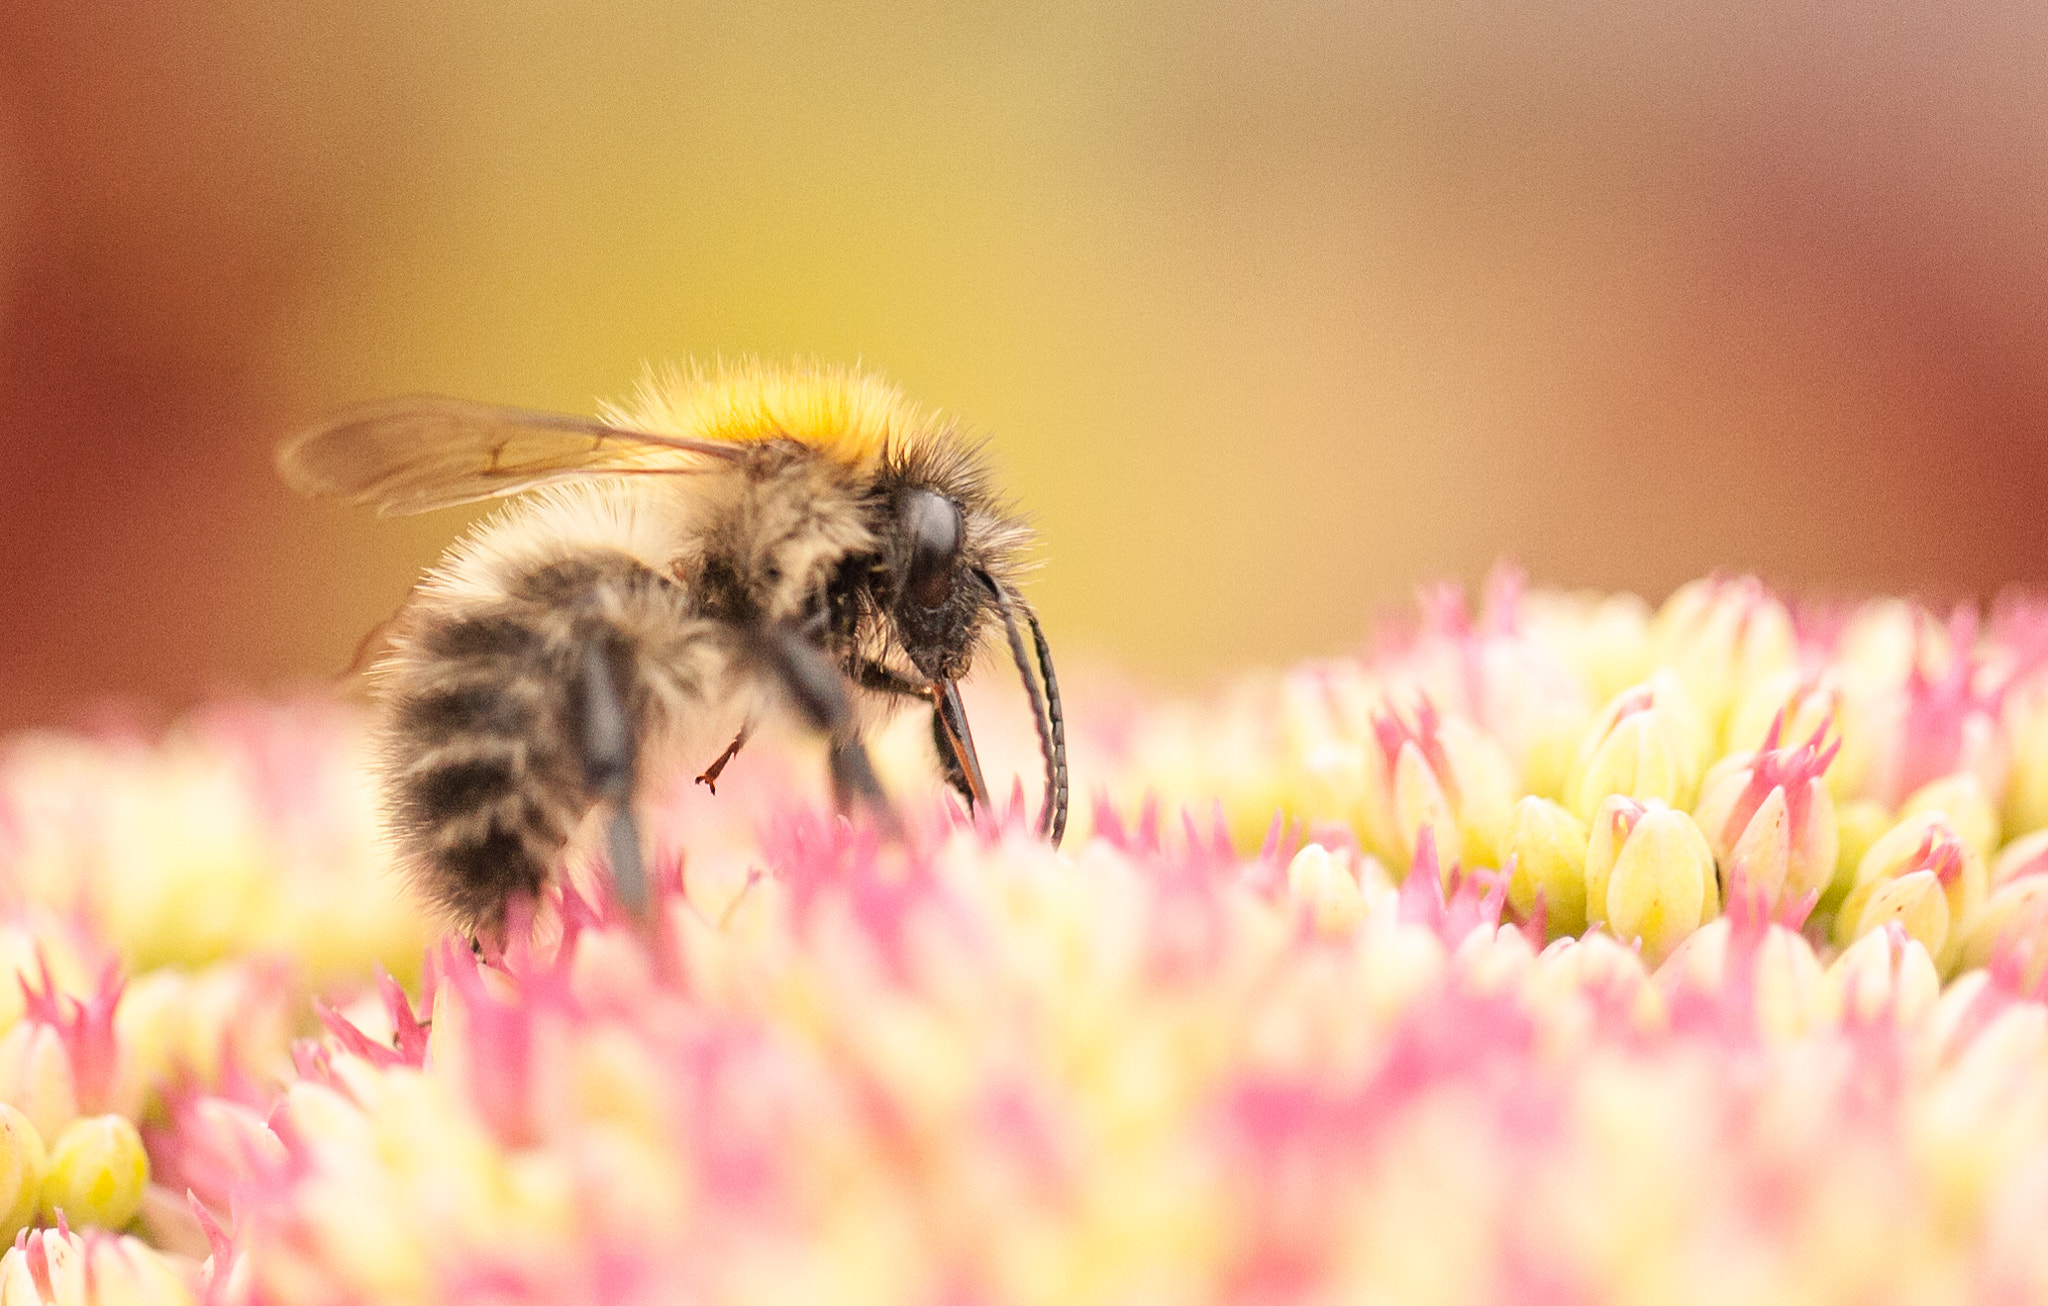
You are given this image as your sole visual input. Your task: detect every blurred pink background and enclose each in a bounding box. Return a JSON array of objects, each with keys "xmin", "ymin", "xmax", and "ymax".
[{"xmin": 4, "ymin": 0, "xmax": 2048, "ymax": 731}]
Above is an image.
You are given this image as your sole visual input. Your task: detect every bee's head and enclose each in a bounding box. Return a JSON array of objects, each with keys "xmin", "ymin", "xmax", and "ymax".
[
  {"xmin": 884, "ymin": 486, "xmax": 981, "ymax": 681},
  {"xmin": 874, "ymin": 481, "xmax": 1066, "ymax": 845}
]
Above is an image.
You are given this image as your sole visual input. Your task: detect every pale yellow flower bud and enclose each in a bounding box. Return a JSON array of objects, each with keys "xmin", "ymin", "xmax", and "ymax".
[
  {"xmin": 83, "ymin": 1235, "xmax": 194, "ymax": 1306},
  {"xmin": 1953, "ymin": 875, "xmax": 2048, "ymax": 983},
  {"xmin": 1295, "ymin": 742, "xmax": 1366, "ymax": 829},
  {"xmin": 1994, "ymin": 828, "xmax": 2048, "ymax": 887},
  {"xmin": 1825, "ymin": 924, "xmax": 1941, "ymax": 1028},
  {"xmin": 2002, "ymin": 685, "xmax": 2048, "ymax": 839},
  {"xmin": 1726, "ymin": 670, "xmax": 1860, "ymax": 794},
  {"xmin": 1434, "ymin": 717, "xmax": 1520, "ymax": 869},
  {"xmin": 1286, "ymin": 844, "xmax": 1368, "ymax": 939},
  {"xmin": 1453, "ymin": 924, "xmax": 1537, "ymax": 995},
  {"xmin": 1385, "ymin": 738, "xmax": 1460, "ymax": 870},
  {"xmin": 107, "ymin": 974, "xmax": 185, "ymax": 1112},
  {"xmin": 1570, "ymin": 715, "xmax": 1688, "ymax": 823},
  {"xmin": 1650, "ymin": 574, "xmax": 1797, "ymax": 741},
  {"xmin": 1360, "ymin": 700, "xmax": 1517, "ymax": 876},
  {"xmin": 0, "ymin": 1226, "xmax": 84, "ymax": 1306},
  {"xmin": 0, "ymin": 1024, "xmax": 77, "ymax": 1144},
  {"xmin": 0, "ymin": 1107, "xmax": 44, "ymax": 1247},
  {"xmin": 1529, "ymin": 932, "xmax": 1666, "ymax": 1035},
  {"xmin": 41, "ymin": 1116, "xmax": 147, "ymax": 1231},
  {"xmin": 1844, "ymin": 870, "xmax": 1950, "ymax": 967},
  {"xmin": 1523, "ymin": 590, "xmax": 1653, "ymax": 706},
  {"xmin": 1277, "ymin": 670, "xmax": 1347, "ymax": 756},
  {"xmin": 1564, "ymin": 674, "xmax": 1709, "ymax": 821},
  {"xmin": 1586, "ymin": 798, "xmax": 1717, "ymax": 964},
  {"xmin": 1754, "ymin": 929, "xmax": 1828, "ymax": 1043},
  {"xmin": 1835, "ymin": 811, "xmax": 1988, "ymax": 971},
  {"xmin": 1927, "ymin": 969, "xmax": 1997, "ymax": 1064},
  {"xmin": 1917, "ymin": 1003, "xmax": 2048, "ymax": 1232},
  {"xmin": 1830, "ymin": 798, "xmax": 1894, "ymax": 907},
  {"xmin": 1836, "ymin": 598, "xmax": 1924, "ymax": 686},
  {"xmin": 1693, "ymin": 735, "xmax": 1840, "ymax": 910},
  {"xmin": 0, "ymin": 1228, "xmax": 193, "ymax": 1306},
  {"xmin": 1655, "ymin": 918, "xmax": 1827, "ymax": 1041},
  {"xmin": 1728, "ymin": 786, "xmax": 1795, "ymax": 902},
  {"xmin": 1503, "ymin": 796, "xmax": 1589, "ymax": 937},
  {"xmin": 1901, "ymin": 772, "xmax": 2001, "ymax": 863}
]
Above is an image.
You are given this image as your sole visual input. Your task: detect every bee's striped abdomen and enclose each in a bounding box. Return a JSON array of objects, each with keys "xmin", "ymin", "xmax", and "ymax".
[
  {"xmin": 379, "ymin": 550, "xmax": 707, "ymax": 934},
  {"xmin": 386, "ymin": 612, "xmax": 578, "ymax": 931}
]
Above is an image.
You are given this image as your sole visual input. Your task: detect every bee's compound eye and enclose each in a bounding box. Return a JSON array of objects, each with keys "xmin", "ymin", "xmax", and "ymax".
[{"xmin": 901, "ymin": 489, "xmax": 962, "ymax": 610}]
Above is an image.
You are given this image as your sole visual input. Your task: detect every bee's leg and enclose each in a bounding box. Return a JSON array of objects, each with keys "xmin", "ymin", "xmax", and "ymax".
[
  {"xmin": 575, "ymin": 636, "xmax": 647, "ymax": 918},
  {"xmin": 850, "ymin": 661, "xmax": 929, "ymax": 700},
  {"xmin": 852, "ymin": 659, "xmax": 988, "ymax": 813},
  {"xmin": 766, "ymin": 630, "xmax": 900, "ymax": 835},
  {"xmin": 853, "ymin": 661, "xmax": 965, "ymax": 803},
  {"xmin": 694, "ymin": 721, "xmax": 754, "ymax": 796},
  {"xmin": 929, "ymin": 710, "xmax": 975, "ymax": 804}
]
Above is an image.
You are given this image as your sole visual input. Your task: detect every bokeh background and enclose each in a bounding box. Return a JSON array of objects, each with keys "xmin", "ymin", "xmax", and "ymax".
[{"xmin": 4, "ymin": 0, "xmax": 2048, "ymax": 731}]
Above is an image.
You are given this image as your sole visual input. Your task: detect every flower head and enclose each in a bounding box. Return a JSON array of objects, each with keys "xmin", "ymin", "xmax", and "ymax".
[{"xmin": 15, "ymin": 576, "xmax": 2048, "ymax": 1301}]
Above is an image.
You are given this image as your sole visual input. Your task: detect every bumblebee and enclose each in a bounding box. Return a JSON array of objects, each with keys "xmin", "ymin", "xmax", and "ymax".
[{"xmin": 278, "ymin": 360, "xmax": 1065, "ymax": 935}]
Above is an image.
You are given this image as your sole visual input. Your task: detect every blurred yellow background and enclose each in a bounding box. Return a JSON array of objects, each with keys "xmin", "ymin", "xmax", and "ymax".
[{"xmin": 4, "ymin": 0, "xmax": 2048, "ymax": 730}]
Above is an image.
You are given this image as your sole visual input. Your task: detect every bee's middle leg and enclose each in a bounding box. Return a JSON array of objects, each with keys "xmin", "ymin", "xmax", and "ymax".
[{"xmin": 765, "ymin": 629, "xmax": 899, "ymax": 834}]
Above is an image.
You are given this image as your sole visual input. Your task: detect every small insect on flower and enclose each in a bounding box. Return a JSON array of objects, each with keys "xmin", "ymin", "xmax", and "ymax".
[{"xmin": 278, "ymin": 360, "xmax": 1066, "ymax": 937}]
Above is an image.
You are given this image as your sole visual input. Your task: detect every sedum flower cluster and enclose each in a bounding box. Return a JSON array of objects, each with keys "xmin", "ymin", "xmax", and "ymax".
[
  {"xmin": 1132, "ymin": 572, "xmax": 2048, "ymax": 975},
  {"xmin": 6, "ymin": 574, "xmax": 2048, "ymax": 1301}
]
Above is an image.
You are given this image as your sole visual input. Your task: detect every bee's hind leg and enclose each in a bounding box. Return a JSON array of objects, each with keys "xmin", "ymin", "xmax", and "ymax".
[{"xmin": 576, "ymin": 637, "xmax": 648, "ymax": 918}]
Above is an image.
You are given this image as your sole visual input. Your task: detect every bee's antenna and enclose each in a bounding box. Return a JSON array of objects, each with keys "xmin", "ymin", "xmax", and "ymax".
[
  {"xmin": 981, "ymin": 573, "xmax": 1064, "ymax": 847},
  {"xmin": 1021, "ymin": 603, "xmax": 1068, "ymax": 846}
]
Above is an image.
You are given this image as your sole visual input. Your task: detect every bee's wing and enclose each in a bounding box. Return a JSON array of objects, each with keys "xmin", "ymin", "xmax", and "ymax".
[{"xmin": 276, "ymin": 394, "xmax": 749, "ymax": 516}]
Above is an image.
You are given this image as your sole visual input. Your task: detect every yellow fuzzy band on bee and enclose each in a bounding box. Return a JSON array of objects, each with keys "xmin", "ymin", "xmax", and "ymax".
[{"xmin": 603, "ymin": 358, "xmax": 939, "ymax": 464}]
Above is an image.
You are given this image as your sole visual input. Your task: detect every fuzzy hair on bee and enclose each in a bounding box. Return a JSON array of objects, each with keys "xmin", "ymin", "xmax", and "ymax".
[{"xmin": 279, "ymin": 360, "xmax": 1066, "ymax": 936}]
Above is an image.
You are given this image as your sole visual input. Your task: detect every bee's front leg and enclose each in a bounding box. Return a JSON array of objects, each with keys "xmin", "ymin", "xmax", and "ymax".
[{"xmin": 851, "ymin": 660, "xmax": 985, "ymax": 813}]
